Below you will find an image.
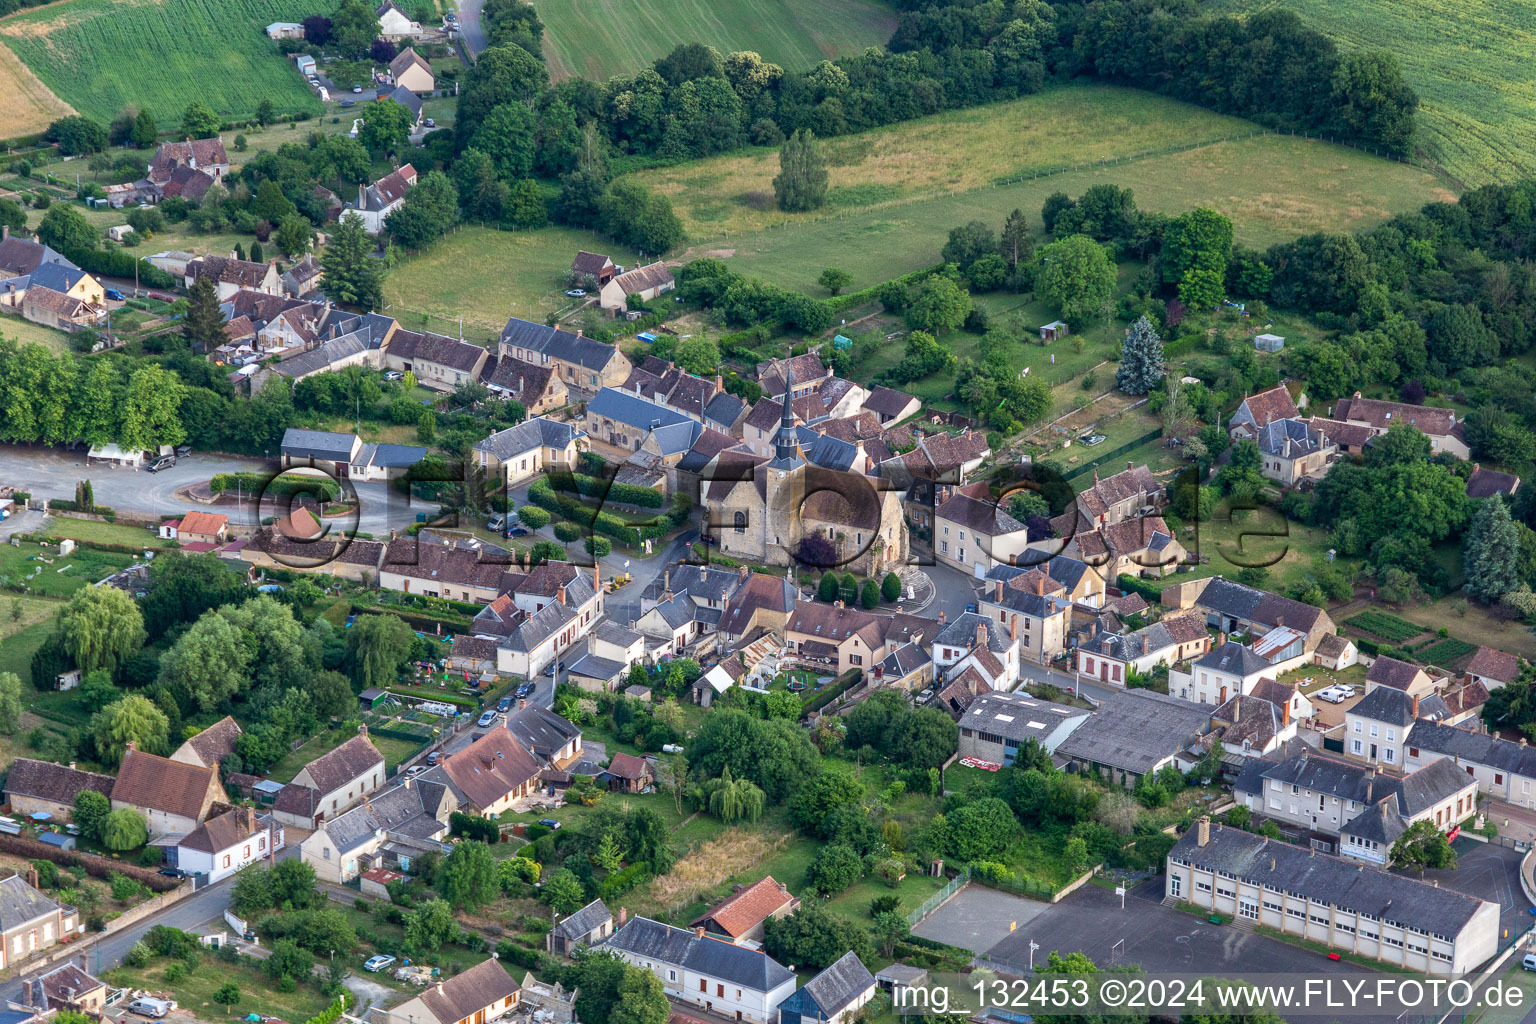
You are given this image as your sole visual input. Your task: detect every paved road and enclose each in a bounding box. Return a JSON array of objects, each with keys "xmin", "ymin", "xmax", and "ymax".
[{"xmin": 454, "ymin": 0, "xmax": 486, "ymax": 56}]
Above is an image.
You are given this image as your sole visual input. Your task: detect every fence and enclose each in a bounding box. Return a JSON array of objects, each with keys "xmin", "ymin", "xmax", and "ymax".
[
  {"xmin": 1061, "ymin": 428, "xmax": 1164, "ymax": 481},
  {"xmin": 905, "ymin": 867, "xmax": 970, "ymax": 927}
]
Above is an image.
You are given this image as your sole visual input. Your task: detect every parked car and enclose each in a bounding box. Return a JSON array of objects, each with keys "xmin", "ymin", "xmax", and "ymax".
[
  {"xmin": 537, "ymin": 818, "xmax": 562, "ymax": 830},
  {"xmin": 364, "ymin": 955, "xmax": 397, "ymax": 973},
  {"xmin": 504, "ymin": 526, "xmax": 528, "ymax": 538},
  {"xmin": 384, "ymin": 370, "xmax": 404, "ymax": 381},
  {"xmin": 477, "ymin": 710, "xmax": 498, "ymax": 727},
  {"xmin": 564, "ymin": 288, "xmax": 586, "ymax": 298},
  {"xmin": 486, "ymin": 512, "xmax": 507, "ymax": 531},
  {"xmin": 147, "ymin": 455, "xmax": 176, "ymax": 472},
  {"xmin": 425, "ymin": 751, "xmax": 440, "ymax": 765},
  {"xmin": 406, "ymin": 764, "xmax": 429, "ymax": 777},
  {"xmin": 104, "ymin": 287, "xmax": 126, "ymax": 301},
  {"xmin": 1523, "ymin": 953, "xmax": 1536, "ymax": 972},
  {"xmin": 174, "ymin": 444, "xmax": 192, "ymax": 458},
  {"xmin": 157, "ymin": 867, "xmax": 185, "ymax": 878},
  {"xmin": 1079, "ymin": 433, "xmax": 1107, "ymax": 447},
  {"xmin": 496, "ymin": 696, "xmax": 514, "ymax": 712},
  {"xmin": 129, "ymin": 999, "xmax": 174, "ymax": 1018},
  {"xmin": 352, "ymin": 84, "xmax": 363, "ymax": 93},
  {"xmin": 1315, "ymin": 687, "xmax": 1348, "ymax": 704},
  {"xmin": 515, "ymin": 682, "xmax": 534, "ymax": 698},
  {"xmin": 424, "ymin": 118, "xmax": 436, "ymax": 128}
]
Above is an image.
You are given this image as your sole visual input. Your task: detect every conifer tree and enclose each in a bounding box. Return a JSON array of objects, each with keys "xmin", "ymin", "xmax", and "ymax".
[
  {"xmin": 1464, "ymin": 498, "xmax": 1520, "ymax": 603},
  {"xmin": 1115, "ymin": 314, "xmax": 1166, "ymax": 394}
]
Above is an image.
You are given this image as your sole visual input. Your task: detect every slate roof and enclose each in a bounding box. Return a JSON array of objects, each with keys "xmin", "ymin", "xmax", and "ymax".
[
  {"xmin": 1339, "ymin": 798, "xmax": 1406, "ymax": 847},
  {"xmin": 678, "ymin": 427, "xmax": 740, "ymax": 474},
  {"xmin": 1349, "ymin": 686, "xmax": 1441, "ymax": 727},
  {"xmin": 1056, "ymin": 689, "xmax": 1210, "ymax": 775},
  {"xmin": 602, "ymin": 917, "xmax": 795, "ymax": 992},
  {"xmin": 791, "ymin": 951, "xmax": 875, "ymax": 1019},
  {"xmin": 703, "ymin": 391, "xmax": 747, "ymax": 430},
  {"xmin": 318, "ymin": 781, "xmax": 444, "ymax": 853},
  {"xmin": 1237, "ymin": 750, "xmax": 1402, "ymax": 806},
  {"xmin": 112, "ymin": 747, "xmax": 215, "ymax": 820},
  {"xmin": 1195, "ymin": 641, "xmax": 1271, "ymax": 679},
  {"xmin": 4, "ymin": 758, "xmax": 113, "ymax": 806},
  {"xmin": 592, "ymin": 616, "xmax": 643, "ymax": 650},
  {"xmin": 1257, "ymin": 418, "xmax": 1331, "ymax": 459},
  {"xmin": 552, "ymin": 899, "xmax": 612, "ymax": 941},
  {"xmin": 864, "ymin": 385, "xmax": 919, "ymax": 420},
  {"xmin": 878, "ymin": 642, "xmax": 931, "ymax": 680},
  {"xmin": 281, "ymin": 427, "xmax": 358, "ymax": 462},
  {"xmin": 505, "ymin": 705, "xmax": 581, "ymax": 762},
  {"xmin": 416, "ymin": 958, "xmax": 520, "ymax": 1024},
  {"xmin": 0, "ymin": 875, "xmax": 63, "ymax": 931},
  {"xmin": 644, "ymin": 564, "xmax": 741, "ymax": 604},
  {"xmin": 473, "ymin": 417, "xmax": 584, "ymax": 460},
  {"xmin": 1396, "ymin": 756, "xmax": 1474, "ymax": 816},
  {"xmin": 934, "ymin": 612, "xmax": 1012, "ymax": 655},
  {"xmin": 271, "ymin": 332, "xmax": 370, "ymax": 379},
  {"xmin": 499, "ymin": 601, "xmax": 577, "ymax": 653},
  {"xmin": 301, "ymin": 734, "xmax": 383, "ymax": 794},
  {"xmin": 1466, "ymin": 466, "xmax": 1520, "ymax": 499},
  {"xmin": 1405, "ymin": 720, "xmax": 1536, "ymax": 778},
  {"xmin": 499, "ymin": 316, "xmax": 624, "ymax": 371},
  {"xmin": 1194, "ymin": 578, "xmax": 1324, "ymax": 634},
  {"xmin": 1172, "ymin": 826, "xmax": 1488, "ymax": 935},
  {"xmin": 958, "ymin": 691, "xmax": 1089, "ymax": 744},
  {"xmin": 27, "ymin": 262, "xmax": 89, "ymax": 294},
  {"xmin": 936, "ymin": 492, "xmax": 1026, "ymax": 537},
  {"xmin": 588, "ymin": 387, "xmax": 691, "ymax": 431}
]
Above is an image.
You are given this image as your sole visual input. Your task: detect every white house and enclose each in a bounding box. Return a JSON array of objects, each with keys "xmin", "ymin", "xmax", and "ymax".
[
  {"xmin": 174, "ymin": 807, "xmax": 277, "ymax": 883},
  {"xmin": 601, "ymin": 917, "xmax": 796, "ymax": 1024},
  {"xmin": 778, "ymin": 952, "xmax": 877, "ymax": 1024},
  {"xmin": 275, "ymin": 732, "xmax": 385, "ymax": 827}
]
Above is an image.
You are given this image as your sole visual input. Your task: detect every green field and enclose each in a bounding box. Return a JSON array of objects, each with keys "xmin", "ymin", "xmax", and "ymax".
[
  {"xmin": 0, "ymin": 0, "xmax": 323, "ymax": 127},
  {"xmin": 1215, "ymin": 0, "xmax": 1536, "ymax": 186},
  {"xmin": 536, "ymin": 0, "xmax": 896, "ymax": 81},
  {"xmin": 383, "ymin": 224, "xmax": 640, "ymax": 335}
]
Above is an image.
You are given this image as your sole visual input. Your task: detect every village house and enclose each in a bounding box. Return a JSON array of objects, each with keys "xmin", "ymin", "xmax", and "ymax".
[
  {"xmin": 1227, "ymin": 384, "xmax": 1300, "ymax": 439},
  {"xmin": 347, "ymin": 164, "xmax": 417, "ymax": 235},
  {"xmin": 0, "ymin": 875, "xmax": 82, "ymax": 972},
  {"xmin": 757, "ymin": 353, "xmax": 831, "ymax": 401},
  {"xmin": 3, "ymin": 759, "xmax": 113, "ymax": 821},
  {"xmin": 505, "ymin": 704, "xmax": 584, "ymax": 770},
  {"xmin": 1364, "ymin": 655, "xmax": 1438, "ymax": 699},
  {"xmin": 1403, "ymin": 720, "xmax": 1536, "ymax": 809},
  {"xmin": 1346, "ymin": 688, "xmax": 1460, "ymax": 769},
  {"xmin": 692, "ymin": 877, "xmax": 799, "ymax": 946},
  {"xmin": 171, "ymin": 806, "xmax": 277, "ymax": 883},
  {"xmin": 601, "ymin": 752, "xmax": 653, "ymax": 793},
  {"xmin": 21, "ymin": 286, "xmax": 102, "ymax": 332},
  {"xmin": 599, "ymin": 261, "xmax": 675, "ymax": 313},
  {"xmin": 169, "ymin": 715, "xmax": 242, "ymax": 768},
  {"xmin": 1176, "ymin": 641, "xmax": 1275, "ymax": 706},
  {"xmin": 570, "ymin": 251, "xmax": 617, "ymax": 286},
  {"xmin": 273, "ymin": 731, "xmax": 385, "ymax": 828},
  {"xmin": 147, "ymin": 138, "xmax": 229, "ymax": 187},
  {"xmin": 185, "ymin": 255, "xmax": 282, "ymax": 300},
  {"xmin": 784, "ymin": 602, "xmax": 892, "ymax": 676},
  {"xmin": 956, "ymin": 691, "xmax": 1090, "ymax": 767},
  {"xmin": 1256, "ymin": 418, "xmax": 1336, "ymax": 485},
  {"xmin": 472, "ymin": 417, "xmax": 585, "ymax": 487},
  {"xmin": 1075, "ymin": 614, "xmax": 1210, "ymax": 685},
  {"xmin": 376, "ymin": 0, "xmax": 422, "ymax": 36},
  {"xmin": 383, "ymin": 958, "xmax": 521, "ymax": 1024},
  {"xmin": 1066, "ymin": 515, "xmax": 1188, "ymax": 581},
  {"xmin": 2, "ymin": 262, "xmax": 104, "ymax": 309},
  {"xmin": 479, "ymin": 356, "xmax": 568, "ymax": 413},
  {"xmin": 1331, "ymin": 392, "xmax": 1470, "ymax": 459},
  {"xmin": 1053, "ymin": 463, "xmax": 1164, "ymax": 534},
  {"xmin": 862, "ymin": 385, "xmax": 921, "ymax": 426},
  {"xmin": 1171, "ymin": 576, "xmax": 1337, "ymax": 654},
  {"xmin": 932, "ymin": 612, "xmax": 1022, "ymax": 692},
  {"xmin": 1464, "ymin": 646, "xmax": 1520, "ymax": 691},
  {"xmin": 110, "ymin": 744, "xmax": 222, "ymax": 835},
  {"xmin": 498, "ymin": 316, "xmax": 633, "ymax": 393},
  {"xmin": 26, "ymin": 957, "xmax": 107, "ymax": 1014},
  {"xmin": 419, "ymin": 724, "xmax": 543, "ymax": 816},
  {"xmin": 301, "ymin": 778, "xmax": 452, "ymax": 883},
  {"xmin": 389, "ymin": 47, "xmax": 434, "ymax": 92},
  {"xmin": 933, "ymin": 483, "xmax": 1031, "ymax": 577},
  {"xmin": 547, "ymin": 900, "xmax": 614, "ymax": 955},
  {"xmin": 384, "ymin": 328, "xmax": 489, "ymax": 390},
  {"xmin": 1167, "ymin": 819, "xmax": 1496, "ymax": 975},
  {"xmin": 778, "ymin": 952, "xmax": 877, "ymax": 1024},
  {"xmin": 1204, "ymin": 692, "xmax": 1297, "ymax": 759},
  {"xmin": 585, "ymin": 387, "xmax": 692, "ymax": 452},
  {"xmin": 600, "ymin": 917, "xmax": 797, "ymax": 1024},
  {"xmin": 158, "ymin": 511, "xmax": 230, "ymax": 548},
  {"xmin": 1467, "ymin": 464, "xmax": 1521, "ymax": 499}
]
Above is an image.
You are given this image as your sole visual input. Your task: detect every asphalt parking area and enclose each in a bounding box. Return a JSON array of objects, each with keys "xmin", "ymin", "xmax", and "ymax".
[
  {"xmin": 911, "ymin": 884, "xmax": 1049, "ymax": 953},
  {"xmin": 1413, "ymin": 840, "xmax": 1535, "ymax": 944}
]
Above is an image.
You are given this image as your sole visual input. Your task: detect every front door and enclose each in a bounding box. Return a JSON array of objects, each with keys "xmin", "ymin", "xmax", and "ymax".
[
  {"xmin": 1370, "ymin": 743, "xmax": 1377, "ymax": 760},
  {"xmin": 1100, "ymin": 662, "xmax": 1109, "ymax": 682}
]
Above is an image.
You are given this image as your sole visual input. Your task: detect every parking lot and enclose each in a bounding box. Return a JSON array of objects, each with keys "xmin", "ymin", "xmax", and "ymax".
[{"xmin": 1416, "ymin": 840, "xmax": 1534, "ymax": 944}]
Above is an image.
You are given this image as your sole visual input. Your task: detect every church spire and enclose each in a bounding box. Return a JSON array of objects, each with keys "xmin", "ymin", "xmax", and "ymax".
[{"xmin": 770, "ymin": 356, "xmax": 804, "ymax": 470}]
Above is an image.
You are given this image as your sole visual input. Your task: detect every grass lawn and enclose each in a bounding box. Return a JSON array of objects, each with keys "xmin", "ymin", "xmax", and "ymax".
[
  {"xmin": 383, "ymin": 225, "xmax": 642, "ymax": 335},
  {"xmin": 44, "ymin": 517, "xmax": 173, "ymax": 548},
  {"xmin": 1214, "ymin": 0, "xmax": 1536, "ymax": 186},
  {"xmin": 678, "ymin": 131, "xmax": 1444, "ymax": 294},
  {"xmin": 1393, "ymin": 599, "xmax": 1536, "ymax": 659},
  {"xmin": 106, "ymin": 953, "xmax": 334, "ymax": 1022},
  {"xmin": 0, "ymin": 539, "xmax": 142, "ymax": 598},
  {"xmin": 0, "ymin": 0, "xmax": 322, "ymax": 128},
  {"xmin": 269, "ymin": 723, "xmax": 423, "ymax": 782},
  {"xmin": 0, "ymin": 310, "xmax": 75, "ymax": 354},
  {"xmin": 0, "ymin": 618, "xmax": 52, "ymax": 681},
  {"xmin": 537, "ymin": 0, "xmax": 894, "ymax": 80}
]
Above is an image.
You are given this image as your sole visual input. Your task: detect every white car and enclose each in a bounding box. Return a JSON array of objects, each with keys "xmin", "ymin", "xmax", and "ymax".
[
  {"xmin": 1314, "ymin": 687, "xmax": 1346, "ymax": 704},
  {"xmin": 364, "ymin": 955, "xmax": 397, "ymax": 973},
  {"xmin": 564, "ymin": 288, "xmax": 586, "ymax": 298},
  {"xmin": 384, "ymin": 370, "xmax": 404, "ymax": 381}
]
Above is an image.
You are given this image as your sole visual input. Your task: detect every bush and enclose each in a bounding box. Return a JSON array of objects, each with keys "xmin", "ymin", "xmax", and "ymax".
[
  {"xmin": 517, "ymin": 506, "xmax": 551, "ymax": 530},
  {"xmin": 553, "ymin": 521, "xmax": 582, "ymax": 542}
]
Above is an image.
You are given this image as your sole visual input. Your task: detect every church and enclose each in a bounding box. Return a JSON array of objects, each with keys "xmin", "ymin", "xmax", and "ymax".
[{"xmin": 703, "ymin": 367, "xmax": 907, "ymax": 578}]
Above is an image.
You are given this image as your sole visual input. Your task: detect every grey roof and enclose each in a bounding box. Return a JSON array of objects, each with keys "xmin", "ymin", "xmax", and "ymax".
[
  {"xmin": 565, "ymin": 652, "xmax": 625, "ymax": 682},
  {"xmin": 27, "ymin": 262, "xmax": 89, "ymax": 294},
  {"xmin": 385, "ymin": 84, "xmax": 423, "ymax": 119},
  {"xmin": 0, "ymin": 874, "xmax": 63, "ymax": 931},
  {"xmin": 643, "ymin": 564, "xmax": 740, "ymax": 603},
  {"xmin": 601, "ymin": 917, "xmax": 794, "ymax": 992},
  {"xmin": 933, "ymin": 612, "xmax": 1010, "ymax": 654},
  {"xmin": 1195, "ymin": 641, "xmax": 1271, "ymax": 679},
  {"xmin": 281, "ymin": 427, "xmax": 358, "ymax": 462},
  {"xmin": 648, "ymin": 593, "xmax": 696, "ymax": 631},
  {"xmin": 587, "ymin": 388, "xmax": 691, "ymax": 431},
  {"xmin": 1170, "ymin": 825, "xmax": 1488, "ymax": 937},
  {"xmin": 1195, "ymin": 578, "xmax": 1324, "ymax": 634},
  {"xmin": 594, "ymin": 619, "xmax": 643, "ymax": 648},
  {"xmin": 1238, "ymin": 750, "xmax": 1402, "ymax": 806},
  {"xmin": 1077, "ymin": 620, "xmax": 1177, "ymax": 663},
  {"xmin": 806, "ymin": 433, "xmax": 859, "ymax": 472},
  {"xmin": 552, "ymin": 899, "xmax": 612, "ymax": 940},
  {"xmin": 649, "ymin": 419, "xmax": 702, "ymax": 456},
  {"xmin": 505, "ymin": 704, "xmax": 581, "ymax": 761},
  {"xmin": 1396, "ymin": 756, "xmax": 1475, "ymax": 815},
  {"xmin": 879, "ymin": 642, "xmax": 931, "ymax": 678},
  {"xmin": 320, "ymin": 782, "xmax": 444, "ymax": 854},
  {"xmin": 795, "ymin": 951, "xmax": 876, "ymax": 1018},
  {"xmin": 1339, "ymin": 798, "xmax": 1406, "ymax": 847},
  {"xmin": 272, "ymin": 331, "xmax": 369, "ymax": 379},
  {"xmin": 370, "ymin": 443, "xmax": 428, "ymax": 467},
  {"xmin": 703, "ymin": 391, "xmax": 746, "ymax": 428},
  {"xmin": 957, "ymin": 691, "xmax": 1089, "ymax": 744},
  {"xmin": 473, "ymin": 417, "xmax": 584, "ymax": 460},
  {"xmin": 500, "ymin": 600, "xmax": 577, "ymax": 653},
  {"xmin": 499, "ymin": 316, "xmax": 622, "ymax": 371},
  {"xmin": 990, "ymin": 586, "xmax": 1072, "ymax": 620},
  {"xmin": 1056, "ymin": 689, "xmax": 1210, "ymax": 775},
  {"xmin": 1349, "ymin": 687, "xmax": 1451, "ymax": 727},
  {"xmin": 1257, "ymin": 418, "xmax": 1330, "ymax": 458}
]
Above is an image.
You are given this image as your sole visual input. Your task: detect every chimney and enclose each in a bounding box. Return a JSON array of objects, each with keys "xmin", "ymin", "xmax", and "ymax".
[
  {"xmin": 663, "ymin": 570, "xmax": 670, "ymax": 594},
  {"xmin": 618, "ymin": 906, "xmax": 628, "ymax": 926},
  {"xmin": 245, "ymin": 805, "xmax": 257, "ymax": 832},
  {"xmin": 694, "ymin": 926, "xmax": 705, "ymax": 939},
  {"xmin": 576, "ymin": 329, "xmax": 582, "ymax": 338},
  {"xmin": 1411, "ymin": 694, "xmax": 1419, "ymax": 718},
  {"xmin": 1, "ymin": 226, "xmax": 7, "ymax": 240},
  {"xmin": 1196, "ymin": 816, "xmax": 1210, "ymax": 847},
  {"xmin": 125, "ymin": 740, "xmax": 137, "ymax": 753},
  {"xmin": 738, "ymin": 564, "xmax": 749, "ymax": 580},
  {"xmin": 938, "ymin": 611, "xmax": 946, "ymax": 624},
  {"xmin": 26, "ymin": 865, "xmax": 38, "ymax": 889},
  {"xmin": 995, "ymin": 580, "xmax": 1004, "ymax": 601},
  {"xmin": 1127, "ymin": 461, "xmax": 1134, "ymax": 471},
  {"xmin": 1010, "ymin": 617, "xmax": 1018, "ymax": 642},
  {"xmin": 715, "ymin": 375, "xmax": 723, "ymax": 391},
  {"xmin": 976, "ymin": 624, "xmax": 986, "ymax": 648},
  {"xmin": 835, "ymin": 599, "xmax": 843, "ymax": 610},
  {"xmin": 557, "ymin": 585, "xmax": 566, "ymax": 606},
  {"xmin": 1270, "ymin": 857, "xmax": 1276, "ymax": 870},
  {"xmin": 1275, "ymin": 615, "xmax": 1283, "ymax": 628},
  {"xmin": 1354, "ymin": 390, "xmax": 1363, "ymax": 399},
  {"xmin": 77, "ymin": 954, "xmax": 87, "ymax": 974},
  {"xmin": 1034, "ymin": 575, "xmax": 1045, "ymax": 596},
  {"xmin": 1365, "ymin": 769, "xmax": 1374, "ymax": 803},
  {"xmin": 1216, "ymin": 631, "xmax": 1226, "ymax": 648},
  {"xmin": 1233, "ymin": 699, "xmax": 1240, "ymax": 723},
  {"xmin": 1310, "ymin": 846, "xmax": 1316, "ymax": 857},
  {"xmin": 594, "ymin": 565, "xmax": 601, "ymax": 592},
  {"xmin": 1281, "ymin": 700, "xmax": 1290, "ymax": 726}
]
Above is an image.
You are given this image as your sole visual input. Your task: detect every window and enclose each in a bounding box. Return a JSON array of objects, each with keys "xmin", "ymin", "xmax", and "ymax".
[
  {"xmin": 1353, "ymin": 721, "xmax": 1361, "ymax": 734},
  {"xmin": 850, "ymin": 655, "xmax": 862, "ymax": 666},
  {"xmin": 1238, "ymin": 901, "xmax": 1258, "ymax": 921},
  {"xmin": 1352, "ymin": 739, "xmax": 1363, "ymax": 754},
  {"xmin": 223, "ymin": 855, "xmax": 231, "ymax": 867},
  {"xmin": 717, "ymin": 985, "xmax": 724, "ymax": 998},
  {"xmin": 669, "ymin": 971, "xmax": 677, "ymax": 982},
  {"xmin": 1369, "ymin": 724, "xmax": 1378, "ymax": 738},
  {"xmin": 1385, "ymin": 748, "xmax": 1395, "ymax": 764},
  {"xmin": 1409, "ymin": 746, "xmax": 1420, "ymax": 758},
  {"xmin": 1196, "ymin": 881, "xmax": 1212, "ymax": 893},
  {"xmin": 700, "ymin": 981, "xmax": 707, "ymax": 993},
  {"xmin": 1169, "ymin": 875, "xmax": 1182, "ymax": 897}
]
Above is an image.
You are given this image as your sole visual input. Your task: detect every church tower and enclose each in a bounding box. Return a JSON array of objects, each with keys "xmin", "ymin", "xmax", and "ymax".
[{"xmin": 765, "ymin": 360, "xmax": 806, "ymax": 564}]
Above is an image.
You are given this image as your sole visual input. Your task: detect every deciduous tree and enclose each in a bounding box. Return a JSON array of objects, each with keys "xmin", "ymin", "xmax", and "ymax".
[
  {"xmin": 92, "ymin": 694, "xmax": 170, "ymax": 764},
  {"xmin": 772, "ymin": 129, "xmax": 827, "ymax": 212},
  {"xmin": 60, "ymin": 585, "xmax": 145, "ymax": 673}
]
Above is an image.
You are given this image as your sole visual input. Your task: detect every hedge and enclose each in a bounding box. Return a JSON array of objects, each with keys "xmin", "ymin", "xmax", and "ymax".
[
  {"xmin": 825, "ymin": 262, "xmax": 946, "ymax": 317},
  {"xmin": 549, "ymin": 472, "xmax": 665, "ymax": 508},
  {"xmin": 450, "ymin": 812, "xmax": 500, "ymax": 843},
  {"xmin": 598, "ymin": 861, "xmax": 652, "ymax": 900},
  {"xmin": 212, "ymin": 472, "xmax": 339, "ymax": 500},
  {"xmin": 350, "ymin": 604, "xmax": 473, "ymax": 636},
  {"xmin": 1116, "ymin": 575, "xmax": 1163, "ymax": 602},
  {"xmin": 800, "ymin": 668, "xmax": 864, "ymax": 718},
  {"xmin": 0, "ymin": 834, "xmax": 179, "ymax": 892},
  {"xmin": 46, "ymin": 500, "xmax": 117, "ymax": 522},
  {"xmin": 65, "ymin": 247, "xmax": 176, "ymax": 289},
  {"xmin": 528, "ymin": 479, "xmax": 688, "ymax": 546}
]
